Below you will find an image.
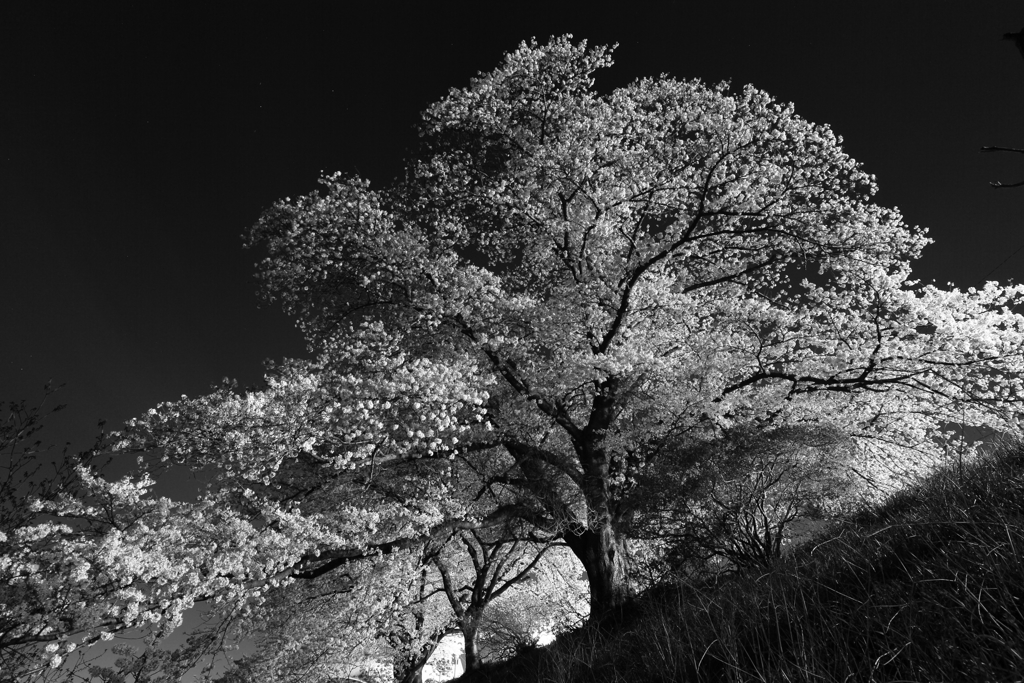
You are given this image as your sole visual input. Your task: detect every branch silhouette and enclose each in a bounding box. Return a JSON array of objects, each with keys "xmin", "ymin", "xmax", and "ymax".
[{"xmin": 983, "ymin": 28, "xmax": 1024, "ymax": 188}]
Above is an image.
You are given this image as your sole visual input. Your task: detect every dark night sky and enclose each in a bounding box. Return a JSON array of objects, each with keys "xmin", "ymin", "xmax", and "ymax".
[{"xmin": 3, "ymin": 2, "xmax": 1024, "ymax": 458}]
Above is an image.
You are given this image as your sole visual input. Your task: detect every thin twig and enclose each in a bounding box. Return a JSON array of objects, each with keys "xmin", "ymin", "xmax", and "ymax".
[
  {"xmin": 990, "ymin": 179, "xmax": 1024, "ymax": 189},
  {"xmin": 981, "ymin": 146, "xmax": 1024, "ymax": 154}
]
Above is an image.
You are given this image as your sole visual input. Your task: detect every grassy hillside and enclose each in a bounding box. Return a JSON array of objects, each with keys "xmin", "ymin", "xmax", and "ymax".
[{"xmin": 459, "ymin": 441, "xmax": 1024, "ymax": 682}]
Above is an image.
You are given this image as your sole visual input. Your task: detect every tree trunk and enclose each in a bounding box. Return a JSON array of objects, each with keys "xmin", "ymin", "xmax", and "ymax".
[
  {"xmin": 567, "ymin": 519, "xmax": 631, "ymax": 618},
  {"xmin": 395, "ymin": 659, "xmax": 423, "ymax": 683},
  {"xmin": 394, "ymin": 644, "xmax": 433, "ymax": 683},
  {"xmin": 392, "ymin": 566, "xmax": 440, "ymax": 683},
  {"xmin": 565, "ymin": 382, "xmax": 634, "ymax": 618},
  {"xmin": 462, "ymin": 615, "xmax": 482, "ymax": 672}
]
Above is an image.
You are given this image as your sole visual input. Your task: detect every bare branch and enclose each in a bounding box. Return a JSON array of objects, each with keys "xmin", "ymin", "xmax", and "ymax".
[{"xmin": 981, "ymin": 146, "xmax": 1024, "ymax": 155}]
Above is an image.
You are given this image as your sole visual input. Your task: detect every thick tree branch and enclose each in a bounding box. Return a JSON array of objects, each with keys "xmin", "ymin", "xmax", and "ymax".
[{"xmin": 454, "ymin": 314, "xmax": 584, "ymax": 442}]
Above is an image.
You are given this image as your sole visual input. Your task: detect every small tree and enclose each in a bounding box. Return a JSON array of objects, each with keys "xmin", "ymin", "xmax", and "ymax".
[
  {"xmin": 658, "ymin": 425, "xmax": 855, "ymax": 573},
  {"xmin": 475, "ymin": 546, "xmax": 589, "ymax": 661},
  {"xmin": 430, "ymin": 528, "xmax": 553, "ymax": 671}
]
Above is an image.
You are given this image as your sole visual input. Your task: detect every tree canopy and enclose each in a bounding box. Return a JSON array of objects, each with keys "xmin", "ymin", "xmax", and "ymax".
[
  {"xmin": 5, "ymin": 35, "xmax": 1024, "ymax": 680},
  {"xmin": 232, "ymin": 34, "xmax": 1024, "ymax": 610}
]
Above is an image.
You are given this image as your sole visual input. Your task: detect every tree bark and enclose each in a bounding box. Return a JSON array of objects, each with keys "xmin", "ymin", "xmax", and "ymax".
[
  {"xmin": 570, "ymin": 392, "xmax": 634, "ymax": 618},
  {"xmin": 394, "ymin": 650, "xmax": 426, "ymax": 683},
  {"xmin": 566, "ymin": 519, "xmax": 631, "ymax": 618},
  {"xmin": 461, "ymin": 613, "xmax": 482, "ymax": 672},
  {"xmin": 394, "ymin": 636, "xmax": 442, "ymax": 683},
  {"xmin": 392, "ymin": 566, "xmax": 443, "ymax": 683}
]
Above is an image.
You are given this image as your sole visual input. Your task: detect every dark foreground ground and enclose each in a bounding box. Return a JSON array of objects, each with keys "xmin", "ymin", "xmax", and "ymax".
[{"xmin": 459, "ymin": 442, "xmax": 1024, "ymax": 682}]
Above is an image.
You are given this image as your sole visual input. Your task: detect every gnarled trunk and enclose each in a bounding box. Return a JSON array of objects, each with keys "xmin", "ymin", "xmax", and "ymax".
[
  {"xmin": 566, "ymin": 518, "xmax": 631, "ymax": 618},
  {"xmin": 570, "ymin": 413, "xmax": 633, "ymax": 618}
]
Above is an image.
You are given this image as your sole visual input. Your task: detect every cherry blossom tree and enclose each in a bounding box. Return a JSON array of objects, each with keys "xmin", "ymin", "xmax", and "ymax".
[
  {"xmin": 429, "ymin": 528, "xmax": 553, "ymax": 671},
  {"xmin": 0, "ymin": 389, "xmax": 118, "ymax": 681},
  {"xmin": 2, "ymin": 372, "xmax": 456, "ymax": 678},
  {"xmin": 200, "ymin": 548, "xmax": 449, "ymax": 683},
  {"xmin": 474, "ymin": 545, "xmax": 589, "ymax": 661},
  {"xmin": 241, "ymin": 35, "xmax": 1024, "ymax": 614},
  {"xmin": 89, "ymin": 355, "xmax": 555, "ymax": 681},
  {"xmin": 8, "ymin": 35, "xmax": 1024, "ymax": 673},
  {"xmin": 85, "ymin": 510, "xmax": 566, "ymax": 682}
]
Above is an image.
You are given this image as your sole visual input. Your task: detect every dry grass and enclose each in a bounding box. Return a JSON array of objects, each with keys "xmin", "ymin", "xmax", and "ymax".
[{"xmin": 460, "ymin": 439, "xmax": 1024, "ymax": 682}]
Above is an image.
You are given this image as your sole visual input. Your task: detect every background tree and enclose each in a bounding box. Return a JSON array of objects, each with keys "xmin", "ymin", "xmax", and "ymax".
[
  {"xmin": 430, "ymin": 528, "xmax": 552, "ymax": 671},
  {"xmin": 97, "ymin": 358, "xmax": 566, "ymax": 682},
  {"xmin": 632, "ymin": 424, "xmax": 857, "ymax": 578},
  {"xmin": 474, "ymin": 545, "xmax": 589, "ymax": 661},
  {"xmin": 213, "ymin": 549, "xmax": 450, "ymax": 683},
  {"xmin": 0, "ymin": 389, "xmax": 116, "ymax": 681}
]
